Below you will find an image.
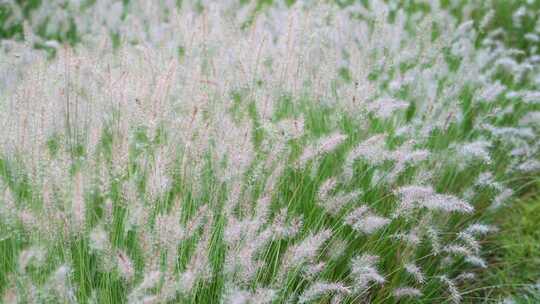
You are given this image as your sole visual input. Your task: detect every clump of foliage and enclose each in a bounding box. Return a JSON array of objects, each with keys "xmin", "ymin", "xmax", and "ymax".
[{"xmin": 0, "ymin": 0, "xmax": 539, "ymax": 303}]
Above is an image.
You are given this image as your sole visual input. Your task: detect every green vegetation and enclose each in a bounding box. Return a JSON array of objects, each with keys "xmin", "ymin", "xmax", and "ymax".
[
  {"xmin": 0, "ymin": 0, "xmax": 539, "ymax": 303},
  {"xmin": 471, "ymin": 192, "xmax": 540, "ymax": 303}
]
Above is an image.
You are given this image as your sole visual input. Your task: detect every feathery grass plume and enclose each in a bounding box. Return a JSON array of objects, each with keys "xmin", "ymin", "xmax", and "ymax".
[
  {"xmin": 0, "ymin": 187, "xmax": 17, "ymax": 225},
  {"xmin": 224, "ymin": 232, "xmax": 270, "ymax": 284},
  {"xmin": 185, "ymin": 204, "xmax": 210, "ymax": 236},
  {"xmin": 457, "ymin": 231, "xmax": 481, "ymax": 254},
  {"xmin": 482, "ymin": 124, "xmax": 536, "ymax": 142},
  {"xmin": 342, "ymin": 134, "xmax": 387, "ymax": 181},
  {"xmin": 387, "ymin": 144, "xmax": 429, "ymax": 182},
  {"xmin": 321, "ymin": 190, "xmax": 363, "ymax": 216},
  {"xmin": 71, "ymin": 171, "xmax": 86, "ymax": 234},
  {"xmin": 395, "ymin": 185, "xmax": 474, "ymax": 215},
  {"xmin": 446, "ymin": 230, "xmax": 488, "ymax": 268},
  {"xmin": 455, "ymin": 272, "xmax": 476, "ymax": 282},
  {"xmin": 159, "ymin": 274, "xmax": 183, "ymax": 303},
  {"xmin": 475, "ymin": 172, "xmax": 503, "ymax": 191},
  {"xmin": 438, "ymin": 275, "xmax": 462, "ymax": 304},
  {"xmin": 456, "ymin": 140, "xmax": 492, "ymax": 164},
  {"xmin": 89, "ymin": 225, "xmax": 109, "ymax": 252},
  {"xmin": 465, "ymin": 255, "xmax": 487, "ymax": 268},
  {"xmin": 154, "ymin": 213, "xmax": 186, "ymax": 248},
  {"xmin": 519, "ymin": 111, "xmax": 540, "ymax": 126},
  {"xmin": 298, "ymin": 282, "xmax": 351, "ymax": 303},
  {"xmin": 280, "ymin": 229, "xmax": 331, "ymax": 279},
  {"xmin": 276, "ymin": 116, "xmax": 305, "ymax": 140},
  {"xmin": 477, "ymin": 80, "xmax": 506, "ymax": 102},
  {"xmin": 182, "ymin": 223, "xmax": 213, "ymax": 290},
  {"xmin": 147, "ymin": 148, "xmax": 172, "ymax": 199},
  {"xmin": 128, "ymin": 270, "xmax": 162, "ymax": 303},
  {"xmin": 391, "ymin": 229, "xmax": 421, "ymax": 246},
  {"xmin": 517, "ymin": 159, "xmax": 540, "ymax": 173},
  {"xmin": 47, "ymin": 265, "xmax": 77, "ymax": 303},
  {"xmin": 223, "ymin": 286, "xmax": 276, "ymax": 304},
  {"xmin": 270, "ymin": 209, "xmax": 303, "ymax": 239},
  {"xmin": 464, "ymin": 223, "xmax": 496, "ymax": 235},
  {"xmin": 116, "ymin": 250, "xmax": 135, "ymax": 282},
  {"xmin": 123, "ymin": 179, "xmax": 148, "ymax": 231},
  {"xmin": 343, "ymin": 135, "xmax": 428, "ymax": 183},
  {"xmin": 392, "ymin": 287, "xmax": 423, "ymax": 299},
  {"xmin": 103, "ymin": 197, "xmax": 114, "ymax": 226},
  {"xmin": 404, "ymin": 263, "xmax": 425, "ymax": 284},
  {"xmin": 327, "ymin": 238, "xmax": 348, "ymax": 261},
  {"xmin": 426, "ymin": 226, "xmax": 442, "ymax": 255},
  {"xmin": 214, "ymin": 118, "xmax": 255, "ymax": 184},
  {"xmin": 367, "ymin": 96, "xmax": 409, "ymax": 119},
  {"xmin": 350, "ymin": 254, "xmax": 385, "ymax": 292},
  {"xmin": 345, "ymin": 206, "xmax": 390, "ymax": 234},
  {"xmin": 18, "ymin": 208, "xmax": 39, "ymax": 232},
  {"xmin": 302, "ymin": 262, "xmax": 327, "ymax": 280},
  {"xmin": 490, "ymin": 188, "xmax": 514, "ymax": 210},
  {"xmin": 298, "ymin": 132, "xmax": 347, "ymax": 167},
  {"xmin": 223, "ymin": 196, "xmax": 279, "ymax": 283},
  {"xmin": 517, "ymin": 91, "xmax": 540, "ymax": 104},
  {"xmin": 444, "ymin": 244, "xmax": 473, "ymax": 257},
  {"xmin": 317, "ymin": 178, "xmax": 337, "ymax": 202},
  {"xmin": 88, "ymin": 225, "xmax": 115, "ymax": 272}
]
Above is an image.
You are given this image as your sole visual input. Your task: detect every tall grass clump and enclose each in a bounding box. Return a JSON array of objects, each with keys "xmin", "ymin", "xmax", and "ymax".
[{"xmin": 0, "ymin": 0, "xmax": 539, "ymax": 303}]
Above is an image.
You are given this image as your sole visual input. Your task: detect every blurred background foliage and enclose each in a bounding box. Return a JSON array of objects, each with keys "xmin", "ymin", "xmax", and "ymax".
[{"xmin": 1, "ymin": 0, "xmax": 539, "ymax": 56}]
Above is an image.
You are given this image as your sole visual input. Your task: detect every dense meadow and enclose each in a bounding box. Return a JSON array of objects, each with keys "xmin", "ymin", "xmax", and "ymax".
[{"xmin": 0, "ymin": 0, "xmax": 539, "ymax": 303}]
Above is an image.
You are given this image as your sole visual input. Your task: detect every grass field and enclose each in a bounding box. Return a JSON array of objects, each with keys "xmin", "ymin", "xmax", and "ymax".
[{"xmin": 0, "ymin": 1, "xmax": 539, "ymax": 303}]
